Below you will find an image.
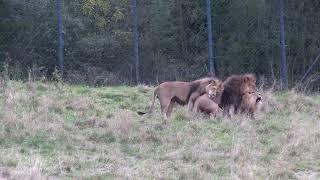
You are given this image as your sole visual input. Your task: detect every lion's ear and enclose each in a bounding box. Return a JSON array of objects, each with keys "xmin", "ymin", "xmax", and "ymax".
[
  {"xmin": 244, "ymin": 76, "xmax": 250, "ymax": 82},
  {"xmin": 244, "ymin": 74, "xmax": 256, "ymax": 83},
  {"xmin": 209, "ymin": 79, "xmax": 218, "ymax": 85}
]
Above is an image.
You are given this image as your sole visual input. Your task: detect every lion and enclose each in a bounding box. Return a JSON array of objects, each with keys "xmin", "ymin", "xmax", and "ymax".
[
  {"xmin": 192, "ymin": 82, "xmax": 224, "ymax": 116},
  {"xmin": 239, "ymin": 91, "xmax": 262, "ymax": 119},
  {"xmin": 193, "ymin": 95, "xmax": 222, "ymax": 116},
  {"xmin": 219, "ymin": 74, "xmax": 257, "ymax": 117},
  {"xmin": 205, "ymin": 79, "xmax": 225, "ymax": 104},
  {"xmin": 137, "ymin": 77, "xmax": 223, "ymax": 121}
]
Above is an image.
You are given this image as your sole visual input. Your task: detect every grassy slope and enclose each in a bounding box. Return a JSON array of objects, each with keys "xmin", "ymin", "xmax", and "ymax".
[{"xmin": 0, "ymin": 80, "xmax": 319, "ymax": 179}]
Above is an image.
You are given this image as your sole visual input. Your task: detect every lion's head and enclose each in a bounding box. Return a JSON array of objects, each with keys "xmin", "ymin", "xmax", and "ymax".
[
  {"xmin": 205, "ymin": 79, "xmax": 224, "ymax": 99},
  {"xmin": 241, "ymin": 91, "xmax": 263, "ymax": 112},
  {"xmin": 241, "ymin": 74, "xmax": 257, "ymax": 94}
]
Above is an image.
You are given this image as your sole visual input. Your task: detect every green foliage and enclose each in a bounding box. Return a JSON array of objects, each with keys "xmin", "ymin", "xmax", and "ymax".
[
  {"xmin": 0, "ymin": 0, "xmax": 320, "ymax": 85},
  {"xmin": 82, "ymin": 0, "xmax": 112, "ymax": 28},
  {"xmin": 52, "ymin": 68, "xmax": 62, "ymax": 82}
]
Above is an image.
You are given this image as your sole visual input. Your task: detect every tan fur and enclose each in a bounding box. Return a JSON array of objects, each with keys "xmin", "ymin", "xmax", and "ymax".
[
  {"xmin": 137, "ymin": 77, "xmax": 221, "ymax": 121},
  {"xmin": 192, "ymin": 94, "xmax": 222, "ymax": 116},
  {"xmin": 205, "ymin": 79, "xmax": 224, "ymax": 104},
  {"xmin": 239, "ymin": 91, "xmax": 262, "ymax": 119},
  {"xmin": 193, "ymin": 81, "xmax": 224, "ymax": 116},
  {"xmin": 220, "ymin": 74, "xmax": 257, "ymax": 117}
]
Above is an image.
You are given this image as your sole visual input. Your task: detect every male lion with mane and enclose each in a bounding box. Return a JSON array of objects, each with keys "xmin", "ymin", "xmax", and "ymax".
[
  {"xmin": 220, "ymin": 74, "xmax": 257, "ymax": 117},
  {"xmin": 239, "ymin": 91, "xmax": 262, "ymax": 119},
  {"xmin": 137, "ymin": 77, "xmax": 222, "ymax": 122}
]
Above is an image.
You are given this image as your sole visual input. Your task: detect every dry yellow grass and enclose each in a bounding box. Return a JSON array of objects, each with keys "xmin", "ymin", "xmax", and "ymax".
[{"xmin": 0, "ymin": 80, "xmax": 319, "ymax": 179}]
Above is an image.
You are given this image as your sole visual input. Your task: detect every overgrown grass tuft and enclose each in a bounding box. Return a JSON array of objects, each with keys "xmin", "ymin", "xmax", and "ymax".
[{"xmin": 0, "ymin": 80, "xmax": 319, "ymax": 178}]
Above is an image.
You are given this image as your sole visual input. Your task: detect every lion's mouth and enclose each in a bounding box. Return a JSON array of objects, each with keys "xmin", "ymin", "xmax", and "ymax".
[
  {"xmin": 256, "ymin": 96, "xmax": 262, "ymax": 103},
  {"xmin": 208, "ymin": 91, "xmax": 216, "ymax": 98}
]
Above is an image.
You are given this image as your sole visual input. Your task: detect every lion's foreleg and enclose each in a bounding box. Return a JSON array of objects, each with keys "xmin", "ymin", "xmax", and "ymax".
[
  {"xmin": 192, "ymin": 103, "xmax": 199, "ymax": 113},
  {"xmin": 223, "ymin": 105, "xmax": 231, "ymax": 118},
  {"xmin": 187, "ymin": 92, "xmax": 200, "ymax": 111}
]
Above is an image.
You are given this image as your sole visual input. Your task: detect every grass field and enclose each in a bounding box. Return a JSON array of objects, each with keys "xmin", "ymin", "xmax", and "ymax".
[{"xmin": 0, "ymin": 80, "xmax": 319, "ymax": 179}]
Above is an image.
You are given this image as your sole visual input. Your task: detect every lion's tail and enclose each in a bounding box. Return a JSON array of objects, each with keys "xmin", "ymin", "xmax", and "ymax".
[{"xmin": 137, "ymin": 86, "xmax": 159, "ymax": 115}]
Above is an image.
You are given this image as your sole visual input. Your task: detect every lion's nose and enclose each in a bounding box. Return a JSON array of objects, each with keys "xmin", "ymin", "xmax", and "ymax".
[{"xmin": 211, "ymin": 93, "xmax": 216, "ymax": 96}]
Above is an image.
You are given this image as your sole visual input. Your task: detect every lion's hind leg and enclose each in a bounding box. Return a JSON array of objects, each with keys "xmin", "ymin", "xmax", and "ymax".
[
  {"xmin": 166, "ymin": 101, "xmax": 175, "ymax": 118},
  {"xmin": 159, "ymin": 97, "xmax": 172, "ymax": 121}
]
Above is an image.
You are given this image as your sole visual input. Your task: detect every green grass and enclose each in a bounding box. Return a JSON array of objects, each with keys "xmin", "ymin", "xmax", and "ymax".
[{"xmin": 0, "ymin": 80, "xmax": 320, "ymax": 179}]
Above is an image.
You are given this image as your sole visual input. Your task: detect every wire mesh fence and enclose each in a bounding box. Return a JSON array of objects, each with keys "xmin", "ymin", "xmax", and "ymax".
[{"xmin": 1, "ymin": 0, "xmax": 320, "ymax": 87}]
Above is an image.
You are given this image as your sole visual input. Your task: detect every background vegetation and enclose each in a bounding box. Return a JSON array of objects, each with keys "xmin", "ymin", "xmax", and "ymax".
[{"xmin": 1, "ymin": 0, "xmax": 320, "ymax": 86}]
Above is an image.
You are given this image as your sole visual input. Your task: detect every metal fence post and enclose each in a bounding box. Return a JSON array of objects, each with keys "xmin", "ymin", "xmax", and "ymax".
[
  {"xmin": 206, "ymin": 0, "xmax": 215, "ymax": 76},
  {"xmin": 131, "ymin": 0, "xmax": 140, "ymax": 83},
  {"xmin": 57, "ymin": 0, "xmax": 64, "ymax": 78},
  {"xmin": 279, "ymin": 0, "xmax": 288, "ymax": 87}
]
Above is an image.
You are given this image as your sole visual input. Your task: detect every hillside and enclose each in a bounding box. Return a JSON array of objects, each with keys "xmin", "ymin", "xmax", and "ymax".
[{"xmin": 0, "ymin": 80, "xmax": 319, "ymax": 179}]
